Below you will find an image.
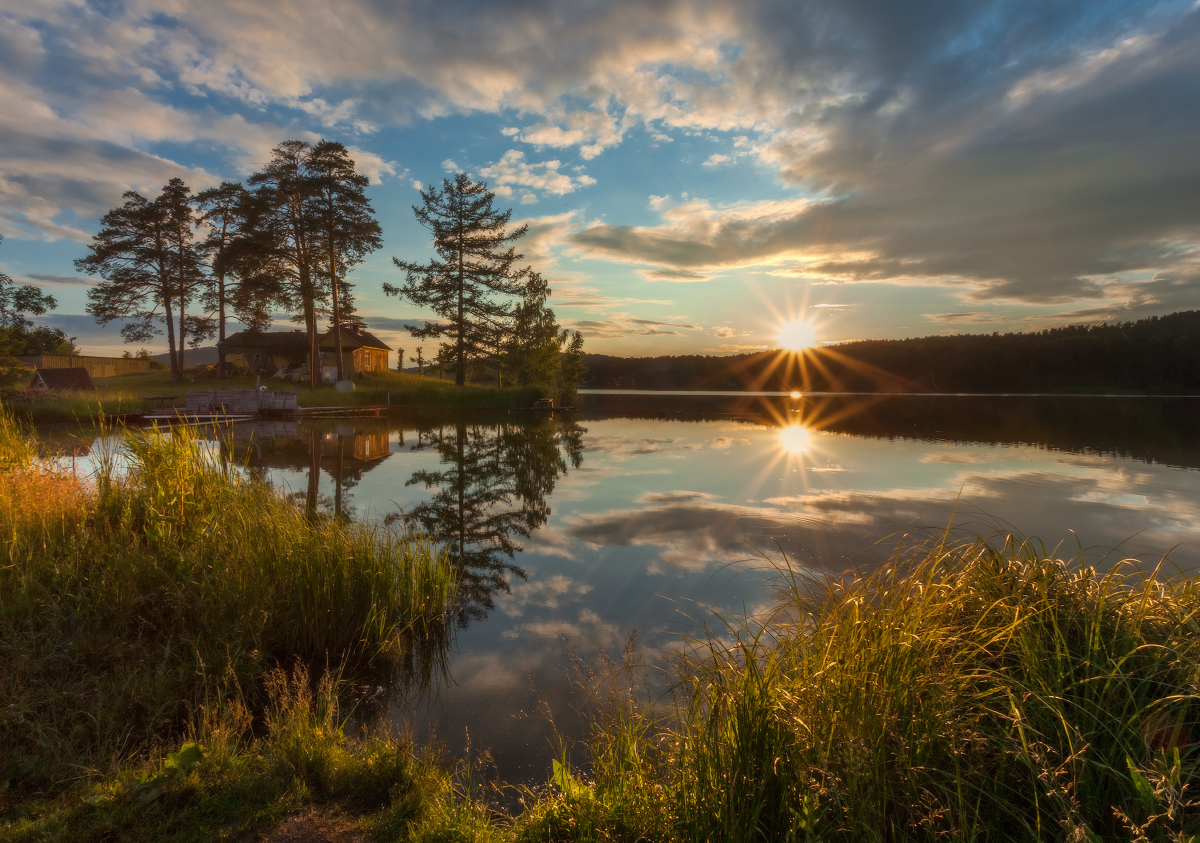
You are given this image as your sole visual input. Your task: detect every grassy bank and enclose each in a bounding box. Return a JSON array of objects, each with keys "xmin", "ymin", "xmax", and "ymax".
[
  {"xmin": 0, "ymin": 412, "xmax": 455, "ymax": 801},
  {"xmin": 3, "ymin": 369, "xmax": 548, "ymax": 423}
]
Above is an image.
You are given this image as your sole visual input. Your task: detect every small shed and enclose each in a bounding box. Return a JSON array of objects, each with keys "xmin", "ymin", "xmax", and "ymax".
[{"xmin": 30, "ymin": 367, "xmax": 95, "ymax": 391}]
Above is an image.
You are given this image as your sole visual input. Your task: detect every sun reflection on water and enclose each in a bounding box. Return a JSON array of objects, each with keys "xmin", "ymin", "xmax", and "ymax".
[{"xmin": 778, "ymin": 424, "xmax": 812, "ymax": 454}]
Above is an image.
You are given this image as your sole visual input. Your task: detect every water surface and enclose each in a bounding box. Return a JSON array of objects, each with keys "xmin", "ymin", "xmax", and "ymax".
[{"xmin": 57, "ymin": 393, "xmax": 1200, "ymax": 783}]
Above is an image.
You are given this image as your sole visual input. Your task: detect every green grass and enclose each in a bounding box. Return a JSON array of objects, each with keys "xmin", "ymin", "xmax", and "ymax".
[
  {"xmin": 0, "ymin": 410, "xmax": 456, "ymax": 800},
  {"xmin": 1, "ymin": 369, "xmax": 548, "ymax": 423},
  {"xmin": 537, "ymin": 538, "xmax": 1200, "ymax": 842}
]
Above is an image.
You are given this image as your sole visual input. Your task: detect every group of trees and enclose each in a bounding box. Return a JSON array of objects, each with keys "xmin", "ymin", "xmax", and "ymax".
[
  {"xmin": 76, "ymin": 140, "xmax": 381, "ymax": 384},
  {"xmin": 386, "ymin": 174, "xmax": 585, "ymax": 395},
  {"xmin": 581, "ymin": 310, "xmax": 1200, "ymax": 393},
  {"xmin": 76, "ymin": 149, "xmax": 586, "ymax": 395}
]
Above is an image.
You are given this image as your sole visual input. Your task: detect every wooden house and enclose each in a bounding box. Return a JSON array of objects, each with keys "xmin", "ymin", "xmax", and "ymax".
[
  {"xmin": 219, "ymin": 330, "xmax": 311, "ymax": 374},
  {"xmin": 318, "ymin": 328, "xmax": 391, "ymax": 378}
]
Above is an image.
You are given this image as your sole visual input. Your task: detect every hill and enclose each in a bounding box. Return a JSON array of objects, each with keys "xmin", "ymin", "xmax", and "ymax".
[{"xmin": 582, "ymin": 310, "xmax": 1200, "ymax": 393}]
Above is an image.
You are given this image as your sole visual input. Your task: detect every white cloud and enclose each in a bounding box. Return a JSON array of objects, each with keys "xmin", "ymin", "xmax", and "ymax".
[{"xmin": 476, "ymin": 150, "xmax": 596, "ymax": 197}]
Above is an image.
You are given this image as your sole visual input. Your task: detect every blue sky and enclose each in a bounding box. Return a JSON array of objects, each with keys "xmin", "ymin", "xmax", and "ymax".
[{"xmin": 1, "ymin": 0, "xmax": 1198, "ymax": 357}]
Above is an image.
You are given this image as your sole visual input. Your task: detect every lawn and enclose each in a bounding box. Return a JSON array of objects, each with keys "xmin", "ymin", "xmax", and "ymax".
[{"xmin": 3, "ymin": 369, "xmax": 550, "ymax": 423}]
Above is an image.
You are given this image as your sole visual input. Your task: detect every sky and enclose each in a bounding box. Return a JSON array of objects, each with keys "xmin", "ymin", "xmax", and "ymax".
[{"xmin": 1, "ymin": 0, "xmax": 1198, "ymax": 358}]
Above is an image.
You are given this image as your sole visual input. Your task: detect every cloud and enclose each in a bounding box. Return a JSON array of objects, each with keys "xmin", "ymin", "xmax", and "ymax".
[
  {"xmin": 1, "ymin": 0, "xmax": 1198, "ymax": 322},
  {"xmin": 925, "ymin": 312, "xmax": 1005, "ymax": 324},
  {"xmin": 637, "ymin": 268, "xmax": 713, "ymax": 282},
  {"xmin": 476, "ymin": 150, "xmax": 597, "ymax": 198},
  {"xmin": 22, "ymin": 273, "xmax": 95, "ymax": 287}
]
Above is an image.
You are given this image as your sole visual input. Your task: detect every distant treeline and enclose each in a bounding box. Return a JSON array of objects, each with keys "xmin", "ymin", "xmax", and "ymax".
[{"xmin": 582, "ymin": 311, "xmax": 1200, "ymax": 393}]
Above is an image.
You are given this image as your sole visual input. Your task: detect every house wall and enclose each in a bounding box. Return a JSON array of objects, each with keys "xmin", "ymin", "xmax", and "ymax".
[{"xmin": 352, "ymin": 347, "xmax": 389, "ymax": 375}]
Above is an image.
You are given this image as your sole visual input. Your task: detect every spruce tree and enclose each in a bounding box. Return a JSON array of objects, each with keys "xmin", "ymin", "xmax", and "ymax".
[
  {"xmin": 385, "ymin": 174, "xmax": 528, "ymax": 386},
  {"xmin": 501, "ymin": 270, "xmax": 565, "ymax": 390},
  {"xmin": 561, "ymin": 330, "xmax": 587, "ymax": 397}
]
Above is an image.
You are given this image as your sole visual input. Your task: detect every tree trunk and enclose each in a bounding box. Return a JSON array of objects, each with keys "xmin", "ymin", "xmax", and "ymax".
[
  {"xmin": 163, "ymin": 287, "xmax": 180, "ymax": 382},
  {"xmin": 178, "ymin": 290, "xmax": 186, "ymax": 375},
  {"xmin": 217, "ymin": 267, "xmax": 226, "ymax": 378},
  {"xmin": 177, "ymin": 219, "xmax": 187, "ymax": 375},
  {"xmin": 329, "ymin": 212, "xmax": 344, "ymax": 382},
  {"xmin": 456, "ymin": 223, "xmax": 465, "ymax": 386}
]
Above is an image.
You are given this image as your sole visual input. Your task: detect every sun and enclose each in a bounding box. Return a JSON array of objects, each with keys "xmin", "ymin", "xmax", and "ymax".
[{"xmin": 778, "ymin": 319, "xmax": 817, "ymax": 351}]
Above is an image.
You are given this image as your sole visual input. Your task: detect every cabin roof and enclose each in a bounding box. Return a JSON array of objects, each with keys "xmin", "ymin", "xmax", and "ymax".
[
  {"xmin": 31, "ymin": 367, "xmax": 95, "ymax": 391},
  {"xmin": 318, "ymin": 328, "xmax": 391, "ymax": 352},
  {"xmin": 221, "ymin": 330, "xmax": 310, "ymax": 352}
]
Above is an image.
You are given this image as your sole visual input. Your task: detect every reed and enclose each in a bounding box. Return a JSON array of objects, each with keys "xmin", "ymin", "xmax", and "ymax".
[
  {"xmin": 553, "ymin": 538, "xmax": 1200, "ymax": 842},
  {"xmin": 0, "ymin": 411, "xmax": 456, "ymax": 796}
]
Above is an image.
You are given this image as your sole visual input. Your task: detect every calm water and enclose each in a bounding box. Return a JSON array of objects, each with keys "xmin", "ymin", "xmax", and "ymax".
[{"xmin": 54, "ymin": 392, "xmax": 1200, "ymax": 783}]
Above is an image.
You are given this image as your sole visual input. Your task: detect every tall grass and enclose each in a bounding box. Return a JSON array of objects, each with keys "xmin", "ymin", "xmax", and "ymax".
[
  {"xmin": 0, "ymin": 410, "xmax": 456, "ymax": 795},
  {"xmin": 545, "ymin": 539, "xmax": 1200, "ymax": 842}
]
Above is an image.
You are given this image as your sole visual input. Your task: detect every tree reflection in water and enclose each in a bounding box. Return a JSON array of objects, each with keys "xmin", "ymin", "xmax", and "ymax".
[
  {"xmin": 402, "ymin": 416, "xmax": 585, "ymax": 627},
  {"xmin": 216, "ymin": 414, "xmax": 586, "ymax": 699}
]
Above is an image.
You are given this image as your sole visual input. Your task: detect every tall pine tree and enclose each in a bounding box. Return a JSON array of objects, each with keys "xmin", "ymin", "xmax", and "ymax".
[
  {"xmin": 246, "ymin": 141, "xmax": 323, "ymax": 385},
  {"xmin": 386, "ymin": 174, "xmax": 528, "ymax": 386},
  {"xmin": 196, "ymin": 181, "xmax": 250, "ymax": 377},
  {"xmin": 308, "ymin": 141, "xmax": 382, "ymax": 381},
  {"xmin": 79, "ymin": 181, "xmax": 201, "ymax": 381}
]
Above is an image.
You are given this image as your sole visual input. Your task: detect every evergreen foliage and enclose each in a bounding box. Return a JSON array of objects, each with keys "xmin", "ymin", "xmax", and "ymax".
[
  {"xmin": 581, "ymin": 311, "xmax": 1200, "ymax": 393},
  {"xmin": 502, "ymin": 270, "xmax": 566, "ymax": 390},
  {"xmin": 78, "ymin": 179, "xmax": 205, "ymax": 382},
  {"xmin": 386, "ymin": 174, "xmax": 529, "ymax": 386},
  {"xmin": 307, "ymin": 140, "xmax": 383, "ymax": 380}
]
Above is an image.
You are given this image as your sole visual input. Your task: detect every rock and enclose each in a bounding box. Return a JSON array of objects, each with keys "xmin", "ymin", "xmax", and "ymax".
[{"xmin": 334, "ymin": 379, "xmax": 355, "ymax": 393}]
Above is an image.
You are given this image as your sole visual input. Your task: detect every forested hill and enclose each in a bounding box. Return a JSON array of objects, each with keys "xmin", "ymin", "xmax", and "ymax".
[{"xmin": 582, "ymin": 311, "xmax": 1200, "ymax": 393}]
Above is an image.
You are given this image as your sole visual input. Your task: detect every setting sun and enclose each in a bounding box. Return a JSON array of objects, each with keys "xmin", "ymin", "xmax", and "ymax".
[{"xmin": 778, "ymin": 319, "xmax": 817, "ymax": 351}]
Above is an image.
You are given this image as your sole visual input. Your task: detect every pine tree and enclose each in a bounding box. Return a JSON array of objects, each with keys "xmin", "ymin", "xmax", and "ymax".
[
  {"xmin": 196, "ymin": 181, "xmax": 250, "ymax": 377},
  {"xmin": 79, "ymin": 182, "xmax": 202, "ymax": 382},
  {"xmin": 157, "ymin": 178, "xmax": 210, "ymax": 372},
  {"xmin": 385, "ymin": 174, "xmax": 529, "ymax": 387},
  {"xmin": 246, "ymin": 141, "xmax": 323, "ymax": 385},
  {"xmin": 308, "ymin": 141, "xmax": 382, "ymax": 381}
]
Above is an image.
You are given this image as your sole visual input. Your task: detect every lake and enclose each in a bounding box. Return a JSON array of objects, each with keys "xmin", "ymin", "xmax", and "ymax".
[{"xmin": 53, "ymin": 391, "xmax": 1200, "ymax": 784}]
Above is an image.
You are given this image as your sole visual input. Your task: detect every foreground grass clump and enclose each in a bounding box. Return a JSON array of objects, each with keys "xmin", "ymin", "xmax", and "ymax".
[
  {"xmin": 548, "ymin": 541, "xmax": 1200, "ymax": 843},
  {"xmin": 0, "ymin": 412, "xmax": 455, "ymax": 797},
  {"xmin": 3, "ymin": 664, "xmax": 499, "ymax": 843}
]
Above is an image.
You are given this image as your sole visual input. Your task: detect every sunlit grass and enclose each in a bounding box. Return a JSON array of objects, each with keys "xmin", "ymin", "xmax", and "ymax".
[
  {"xmin": 544, "ymin": 537, "xmax": 1200, "ymax": 842},
  {"xmin": 0, "ymin": 409, "xmax": 456, "ymax": 799}
]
